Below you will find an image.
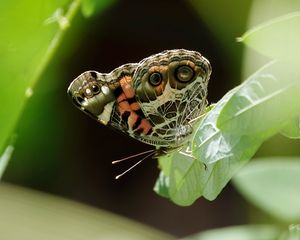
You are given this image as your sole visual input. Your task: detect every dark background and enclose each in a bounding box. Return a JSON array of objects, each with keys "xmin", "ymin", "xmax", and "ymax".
[{"xmin": 3, "ymin": 0, "xmax": 259, "ymax": 237}]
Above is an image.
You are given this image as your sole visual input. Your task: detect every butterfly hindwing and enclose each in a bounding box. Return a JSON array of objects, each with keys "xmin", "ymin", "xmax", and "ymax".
[{"xmin": 132, "ymin": 49, "xmax": 211, "ymax": 148}]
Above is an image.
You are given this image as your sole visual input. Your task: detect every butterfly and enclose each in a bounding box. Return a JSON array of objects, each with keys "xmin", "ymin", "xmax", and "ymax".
[{"xmin": 67, "ymin": 49, "xmax": 211, "ymax": 156}]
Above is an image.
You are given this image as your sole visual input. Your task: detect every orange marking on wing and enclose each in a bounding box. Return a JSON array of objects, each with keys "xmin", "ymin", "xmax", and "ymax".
[
  {"xmin": 117, "ymin": 93, "xmax": 126, "ymax": 103},
  {"xmin": 120, "ymin": 76, "xmax": 135, "ymax": 98},
  {"xmin": 136, "ymin": 119, "xmax": 152, "ymax": 135},
  {"xmin": 155, "ymin": 82, "xmax": 165, "ymax": 95},
  {"xmin": 117, "ymin": 76, "xmax": 152, "ymax": 134},
  {"xmin": 128, "ymin": 112, "xmax": 138, "ymax": 129},
  {"xmin": 130, "ymin": 102, "xmax": 140, "ymax": 111},
  {"xmin": 118, "ymin": 101, "xmax": 131, "ymax": 113}
]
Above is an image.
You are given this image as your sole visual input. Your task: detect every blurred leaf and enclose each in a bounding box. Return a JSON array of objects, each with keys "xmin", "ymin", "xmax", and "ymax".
[
  {"xmin": 280, "ymin": 116, "xmax": 300, "ymax": 139},
  {"xmin": 0, "ymin": 0, "xmax": 80, "ymax": 171},
  {"xmin": 233, "ymin": 157, "xmax": 300, "ymax": 222},
  {"xmin": 239, "ymin": 12, "xmax": 300, "ymax": 63},
  {"xmin": 241, "ymin": 1, "xmax": 300, "ymax": 82},
  {"xmin": 217, "ymin": 61, "xmax": 300, "ymax": 137},
  {"xmin": 81, "ymin": 0, "xmax": 116, "ymax": 17},
  {"xmin": 279, "ymin": 225, "xmax": 300, "ymax": 240},
  {"xmin": 81, "ymin": 0, "xmax": 95, "ymax": 16},
  {"xmin": 184, "ymin": 225, "xmax": 280, "ymax": 240},
  {"xmin": 0, "ymin": 183, "xmax": 173, "ymax": 240}
]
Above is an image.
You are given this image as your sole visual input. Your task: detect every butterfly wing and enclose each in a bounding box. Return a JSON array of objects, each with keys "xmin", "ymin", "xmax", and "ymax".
[
  {"xmin": 67, "ymin": 63, "xmax": 139, "ymax": 135},
  {"xmin": 132, "ymin": 49, "xmax": 211, "ymax": 148},
  {"xmin": 68, "ymin": 49, "xmax": 211, "ymax": 150}
]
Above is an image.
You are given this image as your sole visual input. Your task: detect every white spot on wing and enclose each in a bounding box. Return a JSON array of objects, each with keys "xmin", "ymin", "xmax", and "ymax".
[
  {"xmin": 101, "ymin": 86, "xmax": 110, "ymax": 95},
  {"xmin": 98, "ymin": 102, "xmax": 114, "ymax": 125},
  {"xmin": 85, "ymin": 88, "xmax": 92, "ymax": 96}
]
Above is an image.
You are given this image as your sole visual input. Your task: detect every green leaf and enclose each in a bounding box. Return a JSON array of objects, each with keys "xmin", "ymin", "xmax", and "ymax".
[
  {"xmin": 193, "ymin": 87, "xmax": 262, "ymax": 164},
  {"xmin": 184, "ymin": 225, "xmax": 279, "ymax": 240},
  {"xmin": 217, "ymin": 61, "xmax": 300, "ymax": 138},
  {"xmin": 0, "ymin": 0, "xmax": 80, "ymax": 172},
  {"xmin": 154, "ymin": 171, "xmax": 170, "ymax": 199},
  {"xmin": 192, "ymin": 90, "xmax": 261, "ymax": 201},
  {"xmin": 168, "ymin": 148, "xmax": 207, "ymax": 205},
  {"xmin": 233, "ymin": 157, "xmax": 300, "ymax": 222},
  {"xmin": 0, "ymin": 183, "xmax": 173, "ymax": 240},
  {"xmin": 280, "ymin": 116, "xmax": 300, "ymax": 139},
  {"xmin": 238, "ymin": 12, "xmax": 300, "ymax": 63},
  {"xmin": 156, "ymin": 146, "xmax": 206, "ymax": 206}
]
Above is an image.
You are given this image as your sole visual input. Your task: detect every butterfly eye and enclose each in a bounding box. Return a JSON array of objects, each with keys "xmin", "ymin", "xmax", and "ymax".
[
  {"xmin": 92, "ymin": 84, "xmax": 100, "ymax": 94},
  {"xmin": 149, "ymin": 72, "xmax": 162, "ymax": 86},
  {"xmin": 175, "ymin": 65, "xmax": 194, "ymax": 82}
]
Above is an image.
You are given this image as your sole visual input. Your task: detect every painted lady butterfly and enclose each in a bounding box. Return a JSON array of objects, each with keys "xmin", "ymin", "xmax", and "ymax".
[{"xmin": 67, "ymin": 49, "xmax": 211, "ymax": 155}]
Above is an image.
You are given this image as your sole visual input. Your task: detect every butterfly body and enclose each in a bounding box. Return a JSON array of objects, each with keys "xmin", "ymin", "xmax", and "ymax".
[{"xmin": 68, "ymin": 49, "xmax": 211, "ymax": 152}]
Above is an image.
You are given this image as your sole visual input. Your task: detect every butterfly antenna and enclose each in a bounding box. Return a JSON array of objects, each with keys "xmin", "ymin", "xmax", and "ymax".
[
  {"xmin": 112, "ymin": 149, "xmax": 155, "ymax": 164},
  {"xmin": 114, "ymin": 151, "xmax": 155, "ymax": 179}
]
